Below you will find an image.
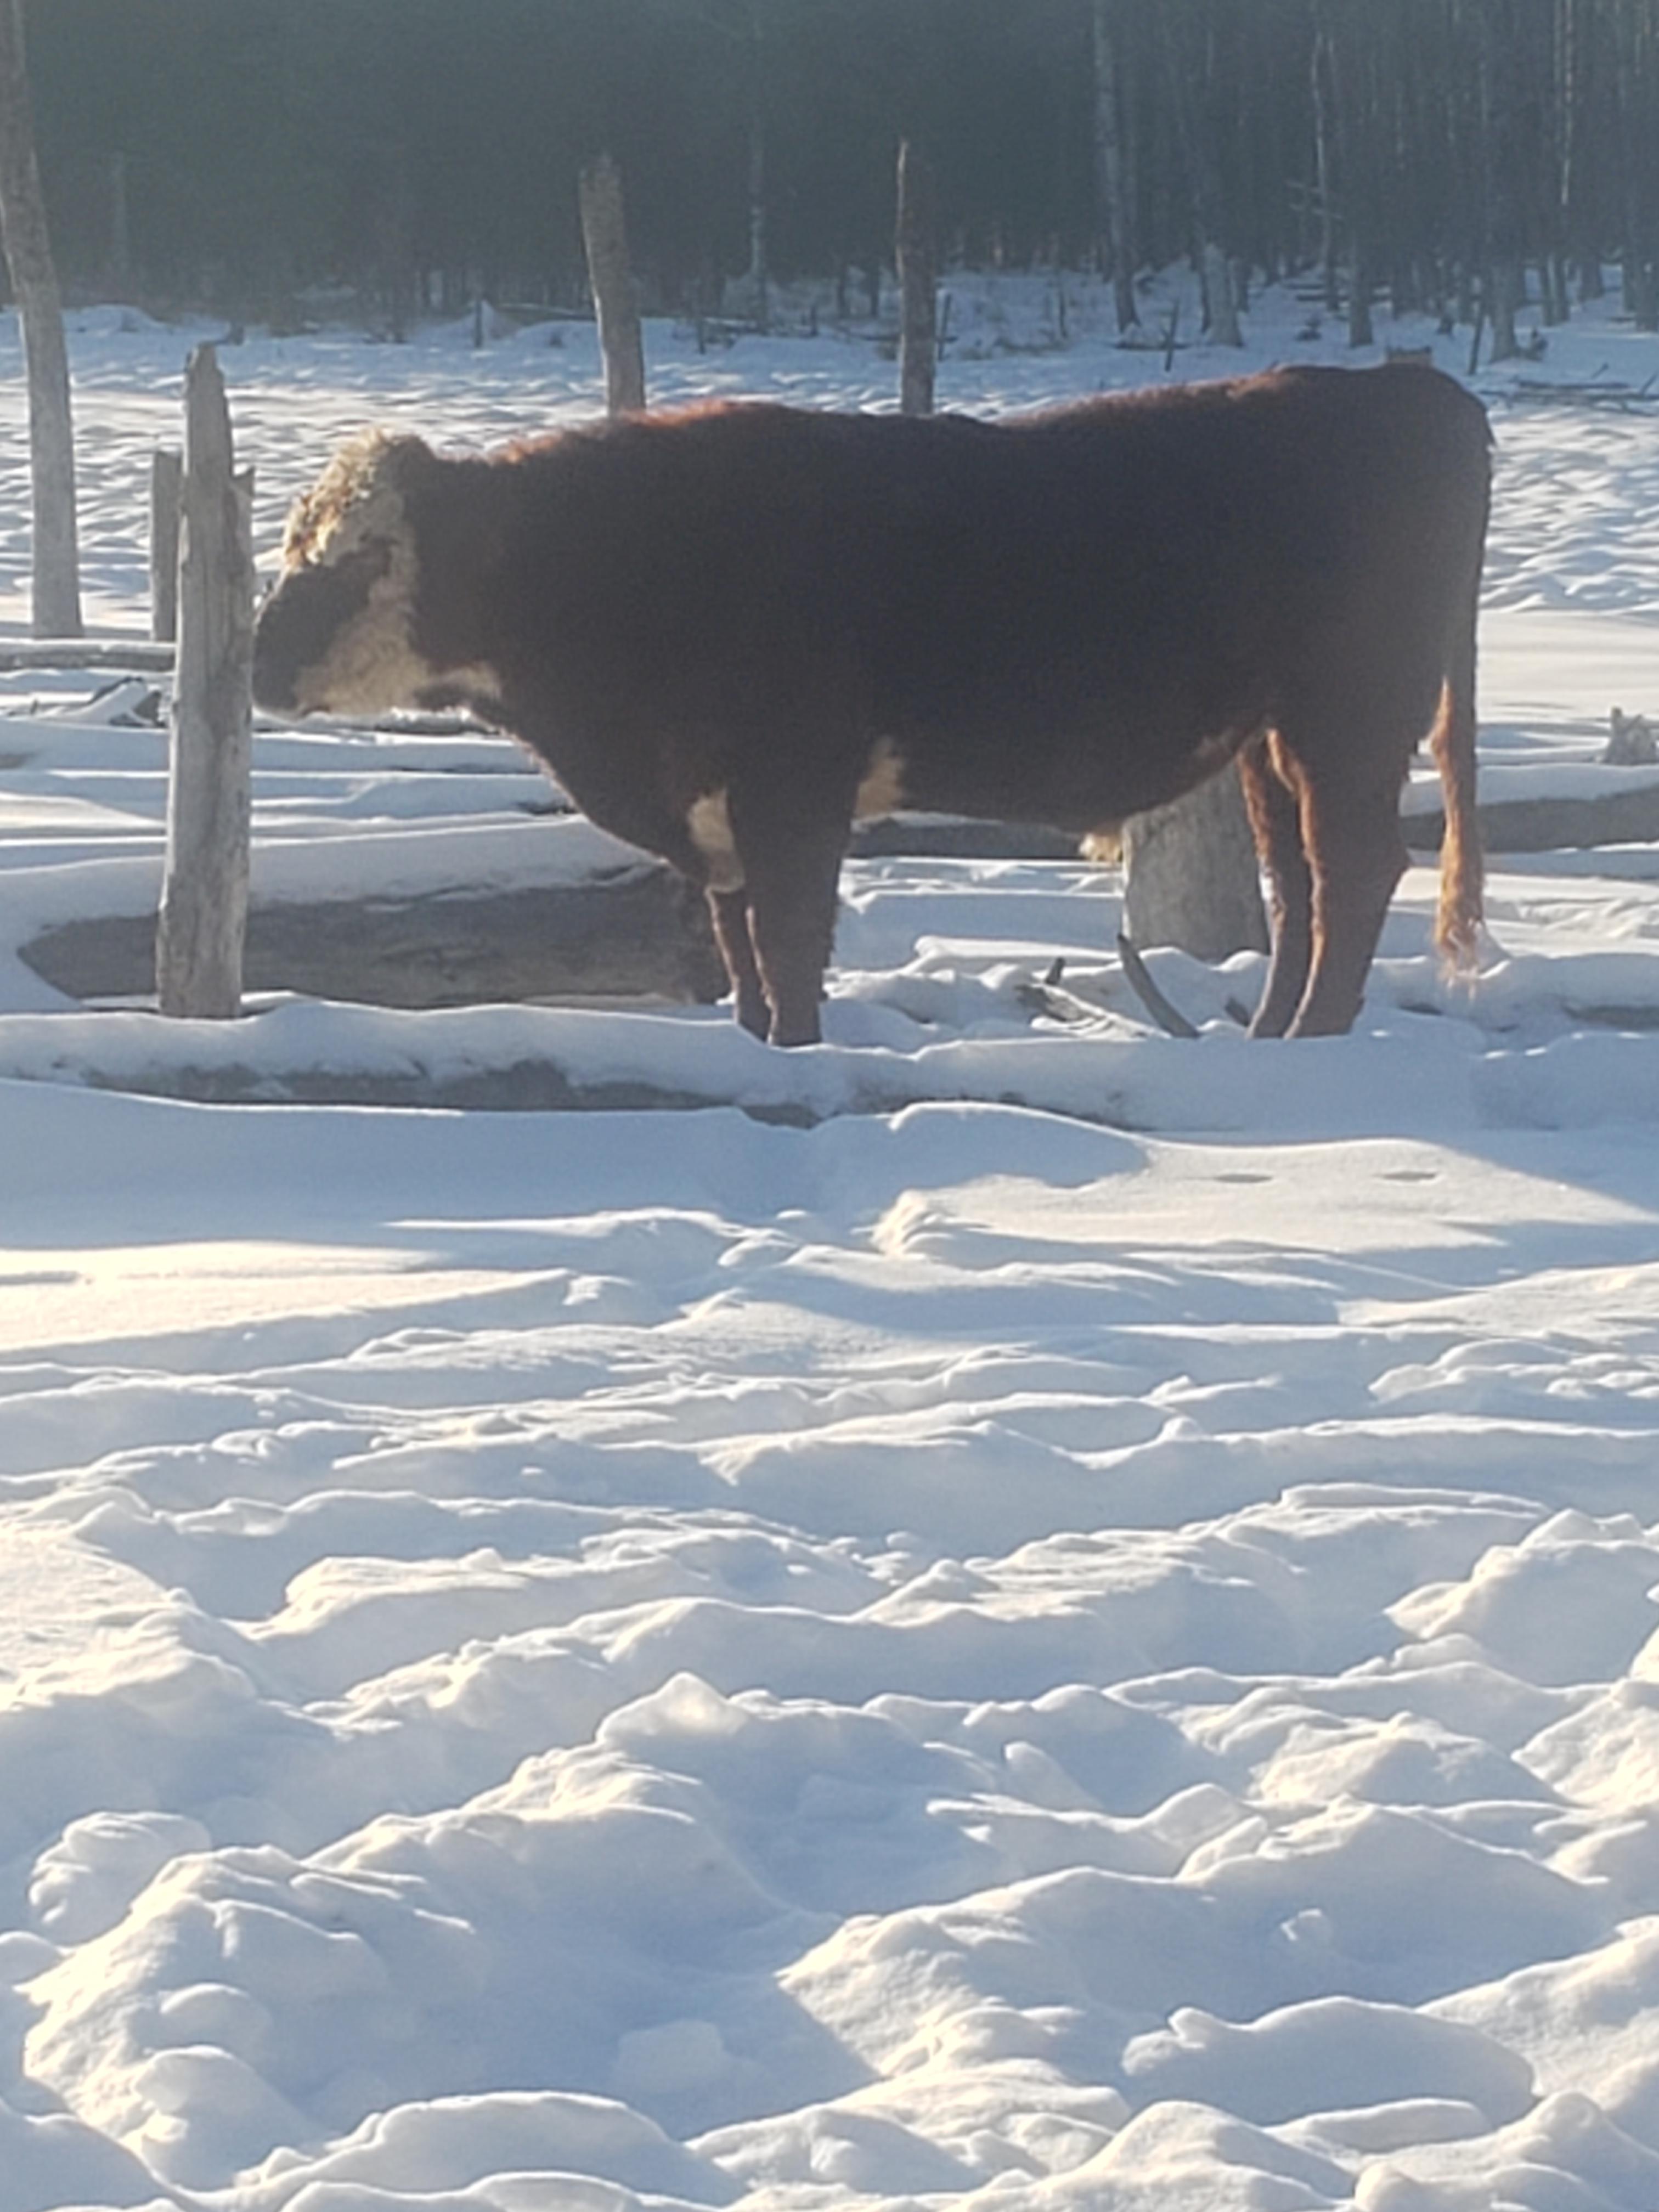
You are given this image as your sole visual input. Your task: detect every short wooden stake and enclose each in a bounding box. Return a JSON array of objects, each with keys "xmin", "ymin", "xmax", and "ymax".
[
  {"xmin": 156, "ymin": 344, "xmax": 253, "ymax": 1019},
  {"xmin": 149, "ymin": 445, "xmax": 181, "ymax": 643}
]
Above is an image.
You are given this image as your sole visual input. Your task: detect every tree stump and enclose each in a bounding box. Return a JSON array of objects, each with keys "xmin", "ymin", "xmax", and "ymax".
[{"xmin": 1122, "ymin": 768, "xmax": 1269, "ymax": 962}]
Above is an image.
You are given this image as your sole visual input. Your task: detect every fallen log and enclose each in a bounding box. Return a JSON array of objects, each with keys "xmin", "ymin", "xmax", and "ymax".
[
  {"xmin": 0, "ymin": 637, "xmax": 174, "ymax": 672},
  {"xmin": 49, "ymin": 1054, "xmax": 748, "ymax": 1116},
  {"xmin": 859, "ymin": 788, "xmax": 1659, "ymax": 866},
  {"xmin": 1504, "ymin": 375, "xmax": 1659, "ymax": 408},
  {"xmin": 1405, "ymin": 778, "xmax": 1659, "ymax": 855},
  {"xmin": 24, "ymin": 866, "xmax": 725, "ymax": 1009}
]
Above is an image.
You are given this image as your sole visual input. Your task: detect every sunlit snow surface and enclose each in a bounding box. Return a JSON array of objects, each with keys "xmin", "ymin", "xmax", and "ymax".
[{"xmin": 0, "ymin": 274, "xmax": 1657, "ymax": 2209}]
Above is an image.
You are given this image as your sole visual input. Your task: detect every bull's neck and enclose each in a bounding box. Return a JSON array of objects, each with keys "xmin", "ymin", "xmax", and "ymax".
[{"xmin": 408, "ymin": 452, "xmax": 515, "ymax": 678}]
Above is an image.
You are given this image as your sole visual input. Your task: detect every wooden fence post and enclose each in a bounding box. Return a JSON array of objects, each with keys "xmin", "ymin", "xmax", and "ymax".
[
  {"xmin": 896, "ymin": 138, "xmax": 938, "ymax": 416},
  {"xmin": 149, "ymin": 446, "xmax": 181, "ymax": 644},
  {"xmin": 579, "ymin": 153, "xmax": 646, "ymax": 415},
  {"xmin": 156, "ymin": 345, "xmax": 253, "ymax": 1019}
]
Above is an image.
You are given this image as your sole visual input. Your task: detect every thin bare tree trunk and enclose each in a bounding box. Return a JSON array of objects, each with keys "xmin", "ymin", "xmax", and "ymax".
[
  {"xmin": 0, "ymin": 0, "xmax": 81, "ymax": 637},
  {"xmin": 1311, "ymin": 19, "xmax": 1342, "ymax": 312},
  {"xmin": 1539, "ymin": 0, "xmax": 1572, "ymax": 324},
  {"xmin": 579, "ymin": 154, "xmax": 646, "ymax": 415},
  {"xmin": 1321, "ymin": 5, "xmax": 1376, "ymax": 347},
  {"xmin": 1092, "ymin": 0, "xmax": 1141, "ymax": 337},
  {"xmin": 896, "ymin": 139, "xmax": 936, "ymax": 416},
  {"xmin": 1615, "ymin": 0, "xmax": 1659, "ymax": 328},
  {"xmin": 1563, "ymin": 0, "xmax": 1604, "ymax": 299},
  {"xmin": 744, "ymin": 3, "xmax": 769, "ymax": 332},
  {"xmin": 157, "ymin": 346, "xmax": 253, "ymax": 1020},
  {"xmin": 1164, "ymin": 3, "xmax": 1243, "ymax": 346},
  {"xmin": 1478, "ymin": 0, "xmax": 1526, "ymax": 358}
]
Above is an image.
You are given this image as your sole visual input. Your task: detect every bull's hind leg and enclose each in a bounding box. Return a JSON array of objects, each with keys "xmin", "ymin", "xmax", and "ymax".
[
  {"xmin": 706, "ymin": 889, "xmax": 770, "ymax": 1039},
  {"xmin": 1238, "ymin": 735, "xmax": 1313, "ymax": 1039},
  {"xmin": 726, "ymin": 788, "xmax": 851, "ymax": 1047},
  {"xmin": 1285, "ymin": 740, "xmax": 1412, "ymax": 1039}
]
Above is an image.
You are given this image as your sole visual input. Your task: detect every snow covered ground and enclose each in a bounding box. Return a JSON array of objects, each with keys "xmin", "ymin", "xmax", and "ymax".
[{"xmin": 1, "ymin": 271, "xmax": 1658, "ymax": 2210}]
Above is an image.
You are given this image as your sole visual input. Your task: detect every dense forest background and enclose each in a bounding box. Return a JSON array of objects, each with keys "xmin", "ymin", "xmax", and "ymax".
[{"xmin": 18, "ymin": 1, "xmax": 1659, "ymax": 352}]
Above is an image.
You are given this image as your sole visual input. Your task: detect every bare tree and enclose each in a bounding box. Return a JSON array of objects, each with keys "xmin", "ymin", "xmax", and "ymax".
[
  {"xmin": 742, "ymin": 0, "xmax": 769, "ymax": 331},
  {"xmin": 1475, "ymin": 0, "xmax": 1527, "ymax": 358},
  {"xmin": 1539, "ymin": 0, "xmax": 1574, "ymax": 322},
  {"xmin": 1163, "ymin": 1, "xmax": 1243, "ymax": 346},
  {"xmin": 1613, "ymin": 0, "xmax": 1658, "ymax": 326},
  {"xmin": 0, "ymin": 0, "xmax": 81, "ymax": 636},
  {"xmin": 1310, "ymin": 14, "xmax": 1342, "ymax": 312},
  {"xmin": 896, "ymin": 138, "xmax": 936, "ymax": 415},
  {"xmin": 1564, "ymin": 0, "xmax": 1606, "ymax": 300},
  {"xmin": 1317, "ymin": 3, "xmax": 1378, "ymax": 347},
  {"xmin": 1091, "ymin": 0, "xmax": 1141, "ymax": 338},
  {"xmin": 579, "ymin": 154, "xmax": 647, "ymax": 414}
]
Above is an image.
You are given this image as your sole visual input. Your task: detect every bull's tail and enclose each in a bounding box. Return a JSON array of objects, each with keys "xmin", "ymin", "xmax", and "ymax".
[{"xmin": 1429, "ymin": 556, "xmax": 1483, "ymax": 970}]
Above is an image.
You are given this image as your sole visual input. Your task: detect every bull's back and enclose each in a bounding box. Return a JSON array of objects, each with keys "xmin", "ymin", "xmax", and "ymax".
[{"xmin": 492, "ymin": 369, "xmax": 1487, "ymax": 831}]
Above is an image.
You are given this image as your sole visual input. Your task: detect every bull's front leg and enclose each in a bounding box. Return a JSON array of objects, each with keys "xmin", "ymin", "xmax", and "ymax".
[{"xmin": 706, "ymin": 888, "xmax": 770, "ymax": 1039}]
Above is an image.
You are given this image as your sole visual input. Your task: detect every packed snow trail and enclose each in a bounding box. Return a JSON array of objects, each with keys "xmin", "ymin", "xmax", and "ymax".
[{"xmin": 5, "ymin": 1085, "xmax": 1659, "ymax": 2209}]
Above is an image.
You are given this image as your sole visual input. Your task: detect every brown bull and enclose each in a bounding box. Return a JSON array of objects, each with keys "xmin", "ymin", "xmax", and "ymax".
[{"xmin": 252, "ymin": 365, "xmax": 1489, "ymax": 1043}]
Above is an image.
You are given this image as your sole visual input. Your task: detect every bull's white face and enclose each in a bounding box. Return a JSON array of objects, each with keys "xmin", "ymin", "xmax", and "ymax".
[{"xmin": 252, "ymin": 431, "xmax": 453, "ymax": 718}]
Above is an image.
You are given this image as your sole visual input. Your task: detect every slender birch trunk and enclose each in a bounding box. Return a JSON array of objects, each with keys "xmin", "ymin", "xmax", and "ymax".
[
  {"xmin": 0, "ymin": 0, "xmax": 81, "ymax": 637},
  {"xmin": 579, "ymin": 154, "xmax": 646, "ymax": 415}
]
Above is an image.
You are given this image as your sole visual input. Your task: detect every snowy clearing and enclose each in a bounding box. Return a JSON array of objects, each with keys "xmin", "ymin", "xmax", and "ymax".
[{"xmin": 1, "ymin": 273, "xmax": 1658, "ymax": 2211}]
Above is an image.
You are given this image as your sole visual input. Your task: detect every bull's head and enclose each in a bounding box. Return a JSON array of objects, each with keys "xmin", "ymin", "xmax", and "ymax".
[{"xmin": 252, "ymin": 430, "xmax": 445, "ymax": 719}]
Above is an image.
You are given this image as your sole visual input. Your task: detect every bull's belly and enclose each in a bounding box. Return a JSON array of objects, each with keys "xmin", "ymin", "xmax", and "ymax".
[{"xmin": 882, "ymin": 721, "xmax": 1246, "ymax": 837}]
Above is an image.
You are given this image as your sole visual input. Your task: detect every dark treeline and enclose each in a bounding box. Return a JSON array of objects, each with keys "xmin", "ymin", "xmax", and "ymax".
[{"xmin": 20, "ymin": 1, "xmax": 1659, "ymax": 348}]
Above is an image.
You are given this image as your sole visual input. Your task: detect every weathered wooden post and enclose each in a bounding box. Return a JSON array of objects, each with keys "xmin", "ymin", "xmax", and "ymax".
[
  {"xmin": 156, "ymin": 345, "xmax": 253, "ymax": 1019},
  {"xmin": 578, "ymin": 153, "xmax": 646, "ymax": 415},
  {"xmin": 149, "ymin": 446, "xmax": 181, "ymax": 644},
  {"xmin": 896, "ymin": 138, "xmax": 938, "ymax": 416}
]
